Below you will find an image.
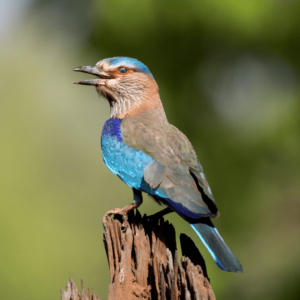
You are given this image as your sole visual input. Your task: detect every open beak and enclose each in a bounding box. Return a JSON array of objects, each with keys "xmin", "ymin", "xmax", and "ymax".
[{"xmin": 73, "ymin": 65, "xmax": 110, "ymax": 86}]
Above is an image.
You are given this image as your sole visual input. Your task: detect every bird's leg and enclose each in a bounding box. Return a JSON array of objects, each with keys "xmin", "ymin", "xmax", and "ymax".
[
  {"xmin": 147, "ymin": 207, "xmax": 173, "ymax": 220},
  {"xmin": 102, "ymin": 188, "xmax": 143, "ymax": 228}
]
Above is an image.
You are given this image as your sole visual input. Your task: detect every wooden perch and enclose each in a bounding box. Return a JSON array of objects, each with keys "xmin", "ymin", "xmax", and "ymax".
[
  {"xmin": 103, "ymin": 209, "xmax": 215, "ymax": 300},
  {"xmin": 60, "ymin": 209, "xmax": 215, "ymax": 300}
]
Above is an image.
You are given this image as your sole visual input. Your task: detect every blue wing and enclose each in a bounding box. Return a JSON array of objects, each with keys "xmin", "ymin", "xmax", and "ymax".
[
  {"xmin": 101, "ymin": 118, "xmax": 242, "ymax": 273},
  {"xmin": 102, "ymin": 133, "xmax": 153, "ymax": 190},
  {"xmin": 101, "ymin": 118, "xmax": 211, "ymax": 217},
  {"xmin": 101, "ymin": 118, "xmax": 167, "ymax": 198}
]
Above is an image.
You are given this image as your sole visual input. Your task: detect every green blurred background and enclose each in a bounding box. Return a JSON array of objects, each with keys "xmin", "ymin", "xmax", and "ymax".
[{"xmin": 1, "ymin": 1, "xmax": 300, "ymax": 299}]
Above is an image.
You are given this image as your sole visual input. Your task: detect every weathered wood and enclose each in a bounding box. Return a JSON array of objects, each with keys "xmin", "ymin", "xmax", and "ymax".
[
  {"xmin": 60, "ymin": 210, "xmax": 216, "ymax": 300},
  {"xmin": 103, "ymin": 209, "xmax": 216, "ymax": 300},
  {"xmin": 60, "ymin": 278, "xmax": 101, "ymax": 300}
]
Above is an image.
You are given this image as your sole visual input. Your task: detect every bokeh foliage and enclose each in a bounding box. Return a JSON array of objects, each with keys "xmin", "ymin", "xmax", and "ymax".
[{"xmin": 1, "ymin": 0, "xmax": 300, "ymax": 299}]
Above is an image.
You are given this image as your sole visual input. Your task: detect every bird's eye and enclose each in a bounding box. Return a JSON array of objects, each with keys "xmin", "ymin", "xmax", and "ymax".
[{"xmin": 119, "ymin": 67, "xmax": 128, "ymax": 74}]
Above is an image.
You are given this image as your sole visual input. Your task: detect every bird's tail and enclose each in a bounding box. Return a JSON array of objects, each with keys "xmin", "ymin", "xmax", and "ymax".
[{"xmin": 190, "ymin": 218, "xmax": 243, "ymax": 273}]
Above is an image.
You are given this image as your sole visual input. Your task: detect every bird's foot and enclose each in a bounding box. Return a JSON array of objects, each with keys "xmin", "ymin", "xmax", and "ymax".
[
  {"xmin": 102, "ymin": 201, "xmax": 143, "ymax": 229},
  {"xmin": 102, "ymin": 208, "xmax": 130, "ymax": 229}
]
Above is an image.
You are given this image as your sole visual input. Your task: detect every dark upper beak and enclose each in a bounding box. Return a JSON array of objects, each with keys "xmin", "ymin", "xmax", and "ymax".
[{"xmin": 73, "ymin": 65, "xmax": 110, "ymax": 85}]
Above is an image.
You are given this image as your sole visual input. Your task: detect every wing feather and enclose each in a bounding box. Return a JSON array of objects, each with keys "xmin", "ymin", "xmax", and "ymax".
[{"xmin": 121, "ymin": 116, "xmax": 219, "ymax": 219}]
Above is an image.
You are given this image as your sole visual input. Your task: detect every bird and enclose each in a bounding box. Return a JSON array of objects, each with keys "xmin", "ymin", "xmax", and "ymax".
[{"xmin": 73, "ymin": 57, "xmax": 243, "ymax": 273}]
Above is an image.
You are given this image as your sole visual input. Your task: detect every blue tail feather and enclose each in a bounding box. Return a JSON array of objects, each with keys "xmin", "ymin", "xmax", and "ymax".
[{"xmin": 191, "ymin": 219, "xmax": 243, "ymax": 273}]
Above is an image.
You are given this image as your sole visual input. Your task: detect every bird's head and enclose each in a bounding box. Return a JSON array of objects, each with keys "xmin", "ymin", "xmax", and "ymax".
[{"xmin": 74, "ymin": 57, "xmax": 162, "ymax": 119}]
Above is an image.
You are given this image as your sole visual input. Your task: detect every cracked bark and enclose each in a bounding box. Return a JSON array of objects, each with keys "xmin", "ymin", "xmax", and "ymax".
[{"xmin": 60, "ymin": 209, "xmax": 216, "ymax": 300}]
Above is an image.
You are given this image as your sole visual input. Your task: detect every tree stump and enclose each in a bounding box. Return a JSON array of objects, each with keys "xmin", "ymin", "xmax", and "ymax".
[
  {"xmin": 103, "ymin": 209, "xmax": 215, "ymax": 300},
  {"xmin": 60, "ymin": 209, "xmax": 216, "ymax": 300}
]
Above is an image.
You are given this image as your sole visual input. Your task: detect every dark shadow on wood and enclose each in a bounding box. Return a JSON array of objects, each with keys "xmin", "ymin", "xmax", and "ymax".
[{"xmin": 180, "ymin": 234, "xmax": 209, "ymax": 281}]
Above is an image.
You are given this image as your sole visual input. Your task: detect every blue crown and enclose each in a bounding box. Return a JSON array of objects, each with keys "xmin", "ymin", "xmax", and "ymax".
[{"xmin": 102, "ymin": 57, "xmax": 153, "ymax": 78}]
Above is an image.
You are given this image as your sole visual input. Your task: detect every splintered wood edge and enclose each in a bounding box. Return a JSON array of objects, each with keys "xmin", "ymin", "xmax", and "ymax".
[{"xmin": 60, "ymin": 278, "xmax": 101, "ymax": 300}]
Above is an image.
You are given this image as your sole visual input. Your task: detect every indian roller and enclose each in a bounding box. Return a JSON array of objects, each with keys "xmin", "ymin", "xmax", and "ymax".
[{"xmin": 73, "ymin": 57, "xmax": 243, "ymax": 273}]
